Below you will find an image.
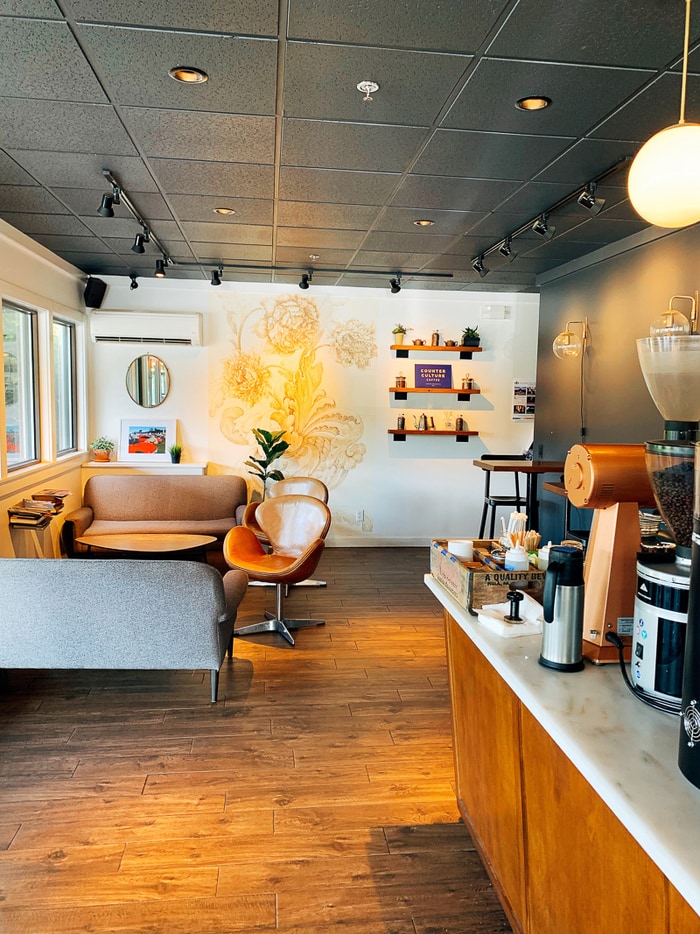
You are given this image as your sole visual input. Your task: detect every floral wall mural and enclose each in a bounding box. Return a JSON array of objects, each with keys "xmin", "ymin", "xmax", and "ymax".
[{"xmin": 210, "ymin": 290, "xmax": 378, "ymax": 495}]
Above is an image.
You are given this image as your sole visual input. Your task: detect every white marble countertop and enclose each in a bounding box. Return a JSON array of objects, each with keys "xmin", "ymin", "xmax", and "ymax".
[{"xmin": 425, "ymin": 574, "xmax": 700, "ymax": 915}]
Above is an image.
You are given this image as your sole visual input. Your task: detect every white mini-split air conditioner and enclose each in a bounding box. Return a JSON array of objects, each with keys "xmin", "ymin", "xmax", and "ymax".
[{"xmin": 89, "ymin": 311, "xmax": 203, "ymax": 346}]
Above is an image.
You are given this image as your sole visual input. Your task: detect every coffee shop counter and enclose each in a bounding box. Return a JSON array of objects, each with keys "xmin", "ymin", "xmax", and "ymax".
[{"xmin": 425, "ymin": 573, "xmax": 700, "ymax": 934}]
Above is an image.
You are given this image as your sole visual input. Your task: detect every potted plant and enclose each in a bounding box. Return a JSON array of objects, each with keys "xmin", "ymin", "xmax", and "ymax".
[
  {"xmin": 90, "ymin": 436, "xmax": 115, "ymax": 462},
  {"xmin": 245, "ymin": 428, "xmax": 289, "ymax": 498},
  {"xmin": 461, "ymin": 326, "xmax": 480, "ymax": 347},
  {"xmin": 392, "ymin": 323, "xmax": 412, "ymax": 345},
  {"xmin": 168, "ymin": 443, "xmax": 182, "ymax": 464}
]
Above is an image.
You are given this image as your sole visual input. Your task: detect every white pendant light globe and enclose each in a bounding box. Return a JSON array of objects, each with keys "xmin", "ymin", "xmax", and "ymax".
[{"xmin": 628, "ymin": 122, "xmax": 700, "ymax": 228}]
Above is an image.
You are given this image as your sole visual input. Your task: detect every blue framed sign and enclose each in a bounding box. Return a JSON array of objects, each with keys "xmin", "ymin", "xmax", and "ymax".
[{"xmin": 415, "ymin": 363, "xmax": 452, "ymax": 389}]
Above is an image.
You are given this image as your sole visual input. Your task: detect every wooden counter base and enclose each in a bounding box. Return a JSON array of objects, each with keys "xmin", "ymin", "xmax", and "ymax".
[{"xmin": 443, "ymin": 610, "xmax": 700, "ymax": 934}]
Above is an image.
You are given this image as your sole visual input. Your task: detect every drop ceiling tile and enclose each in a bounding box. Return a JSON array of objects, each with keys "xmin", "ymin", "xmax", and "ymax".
[
  {"xmin": 0, "ymin": 150, "xmax": 35, "ymax": 185},
  {"xmin": 182, "ymin": 221, "xmax": 272, "ymax": 244},
  {"xmin": 57, "ymin": 188, "xmax": 174, "ymax": 220},
  {"xmin": 288, "ymin": 0, "xmax": 509, "ymax": 53},
  {"xmin": 391, "ymin": 175, "xmax": 520, "ymax": 211},
  {"xmin": 282, "ymin": 120, "xmax": 429, "ymax": 172},
  {"xmin": 57, "ymin": 256, "xmax": 128, "ymax": 273},
  {"xmin": 0, "ymin": 185, "xmax": 70, "ymax": 214},
  {"xmin": 82, "ymin": 217, "xmax": 184, "ymax": 241},
  {"xmin": 413, "ymin": 129, "xmax": 575, "ymax": 179},
  {"xmin": 31, "ymin": 234, "xmax": 116, "ymax": 254},
  {"xmin": 190, "ymin": 243, "xmax": 273, "ymax": 262},
  {"xmin": 553, "ymin": 216, "xmax": 649, "ymax": 243},
  {"xmin": 279, "ymin": 167, "xmax": 400, "ymax": 205},
  {"xmin": 277, "ymin": 227, "xmax": 364, "ymax": 250},
  {"xmin": 363, "ymin": 230, "xmax": 457, "ymax": 253},
  {"xmin": 353, "ymin": 250, "xmax": 438, "ymax": 269},
  {"xmin": 284, "ymin": 42, "xmax": 471, "ymax": 125},
  {"xmin": 121, "ymin": 109, "xmax": 275, "ymax": 163},
  {"xmin": 157, "ymin": 241, "xmax": 197, "ymax": 260},
  {"xmin": 0, "ymin": 19, "xmax": 107, "ymax": 102},
  {"xmin": 167, "ymin": 195, "xmax": 273, "ymax": 225},
  {"xmin": 278, "ymin": 201, "xmax": 380, "ymax": 229},
  {"xmin": 442, "ymin": 59, "xmax": 652, "ymax": 136},
  {"xmin": 0, "ymin": 0, "xmax": 60, "ymax": 14},
  {"xmin": 0, "ymin": 212, "xmax": 93, "ymax": 236},
  {"xmin": 537, "ymin": 140, "xmax": 635, "ymax": 185},
  {"xmin": 487, "ymin": 0, "xmax": 699, "ymax": 68},
  {"xmin": 592, "ymin": 72, "xmax": 700, "ymax": 142},
  {"xmin": 7, "ymin": 151, "xmax": 159, "ymax": 192},
  {"xmin": 275, "ymin": 247, "xmax": 356, "ymax": 266},
  {"xmin": 0, "ymin": 99, "xmax": 137, "ymax": 155},
  {"xmin": 150, "ymin": 159, "xmax": 274, "ymax": 199},
  {"xmin": 76, "ymin": 26, "xmax": 277, "ymax": 114},
  {"xmin": 376, "ymin": 206, "xmax": 484, "ymax": 235},
  {"xmin": 61, "ymin": 0, "xmax": 279, "ymax": 36},
  {"xmin": 520, "ymin": 239, "xmax": 609, "ymax": 262}
]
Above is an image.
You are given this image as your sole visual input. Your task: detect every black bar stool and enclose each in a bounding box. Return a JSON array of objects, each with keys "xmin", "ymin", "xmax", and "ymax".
[{"xmin": 478, "ymin": 455, "xmax": 528, "ymax": 539}]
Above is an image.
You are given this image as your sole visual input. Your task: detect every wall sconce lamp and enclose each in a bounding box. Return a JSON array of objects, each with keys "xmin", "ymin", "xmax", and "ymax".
[
  {"xmin": 532, "ymin": 214, "xmax": 555, "ymax": 240},
  {"xmin": 154, "ymin": 258, "xmax": 167, "ymax": 278},
  {"xmin": 628, "ymin": 0, "xmax": 700, "ymax": 228},
  {"xmin": 390, "ymin": 275, "xmax": 401, "ymax": 293},
  {"xmin": 210, "ymin": 266, "xmax": 223, "ymax": 287},
  {"xmin": 498, "ymin": 237, "xmax": 518, "ymax": 262},
  {"xmin": 553, "ymin": 319, "xmax": 588, "ymax": 359},
  {"xmin": 299, "ymin": 270, "xmax": 312, "ymax": 290},
  {"xmin": 472, "ymin": 255, "xmax": 488, "ymax": 278},
  {"xmin": 577, "ymin": 183, "xmax": 606, "ymax": 215},
  {"xmin": 650, "ymin": 294, "xmax": 698, "ymax": 336},
  {"xmin": 129, "ymin": 274, "xmax": 138, "ymax": 291}
]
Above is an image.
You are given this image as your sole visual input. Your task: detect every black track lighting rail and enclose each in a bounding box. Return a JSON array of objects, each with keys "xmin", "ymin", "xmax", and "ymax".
[
  {"xmin": 102, "ymin": 169, "xmax": 173, "ymax": 267},
  {"xmin": 174, "ymin": 262, "xmax": 453, "ymax": 279},
  {"xmin": 471, "ymin": 156, "xmax": 633, "ymax": 271}
]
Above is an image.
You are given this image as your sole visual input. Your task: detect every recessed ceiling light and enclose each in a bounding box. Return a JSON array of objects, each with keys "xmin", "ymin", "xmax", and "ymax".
[
  {"xmin": 413, "ymin": 219, "xmax": 435, "ymax": 227},
  {"xmin": 169, "ymin": 66, "xmax": 209, "ymax": 84},
  {"xmin": 213, "ymin": 207, "xmax": 235, "ymax": 215},
  {"xmin": 515, "ymin": 96, "xmax": 552, "ymax": 111}
]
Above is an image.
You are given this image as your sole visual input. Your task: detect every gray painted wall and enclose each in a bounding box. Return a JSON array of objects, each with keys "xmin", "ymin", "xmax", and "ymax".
[{"xmin": 533, "ymin": 223, "xmax": 700, "ymax": 542}]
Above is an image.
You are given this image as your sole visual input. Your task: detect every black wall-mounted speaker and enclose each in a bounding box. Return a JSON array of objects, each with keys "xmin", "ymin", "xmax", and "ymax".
[{"xmin": 84, "ymin": 277, "xmax": 107, "ymax": 308}]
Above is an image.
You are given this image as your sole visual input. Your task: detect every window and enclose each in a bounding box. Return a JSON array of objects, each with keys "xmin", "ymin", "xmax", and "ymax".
[
  {"xmin": 3, "ymin": 303, "xmax": 39, "ymax": 470},
  {"xmin": 53, "ymin": 318, "xmax": 77, "ymax": 455}
]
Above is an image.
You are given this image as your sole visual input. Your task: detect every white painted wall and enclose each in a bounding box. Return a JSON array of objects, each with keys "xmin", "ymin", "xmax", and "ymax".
[{"xmin": 93, "ymin": 277, "xmax": 539, "ymax": 545}]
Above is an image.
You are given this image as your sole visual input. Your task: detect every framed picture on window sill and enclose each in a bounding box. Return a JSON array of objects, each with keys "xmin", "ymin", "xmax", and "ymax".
[{"xmin": 119, "ymin": 418, "xmax": 176, "ymax": 462}]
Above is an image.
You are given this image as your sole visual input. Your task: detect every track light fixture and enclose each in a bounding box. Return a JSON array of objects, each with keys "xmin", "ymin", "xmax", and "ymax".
[
  {"xmin": 154, "ymin": 258, "xmax": 166, "ymax": 279},
  {"xmin": 299, "ymin": 270, "xmax": 312, "ymax": 290},
  {"xmin": 97, "ymin": 193, "xmax": 114, "ymax": 217},
  {"xmin": 141, "ymin": 227, "xmax": 150, "ymax": 243},
  {"xmin": 390, "ymin": 276, "xmax": 401, "ymax": 294},
  {"xmin": 210, "ymin": 267, "xmax": 222, "ymax": 287},
  {"xmin": 577, "ymin": 183, "xmax": 606, "ymax": 215},
  {"xmin": 129, "ymin": 274, "xmax": 138, "ymax": 291},
  {"xmin": 131, "ymin": 233, "xmax": 146, "ymax": 254},
  {"xmin": 498, "ymin": 237, "xmax": 518, "ymax": 262},
  {"xmin": 532, "ymin": 214, "xmax": 555, "ymax": 240},
  {"xmin": 472, "ymin": 256, "xmax": 488, "ymax": 278}
]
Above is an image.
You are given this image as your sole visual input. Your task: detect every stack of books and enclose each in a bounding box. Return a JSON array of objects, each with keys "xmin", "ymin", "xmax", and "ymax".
[{"xmin": 7, "ymin": 489, "xmax": 70, "ymax": 529}]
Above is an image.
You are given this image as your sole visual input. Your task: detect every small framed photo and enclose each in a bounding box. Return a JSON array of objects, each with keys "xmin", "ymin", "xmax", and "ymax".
[{"xmin": 119, "ymin": 419, "xmax": 176, "ymax": 462}]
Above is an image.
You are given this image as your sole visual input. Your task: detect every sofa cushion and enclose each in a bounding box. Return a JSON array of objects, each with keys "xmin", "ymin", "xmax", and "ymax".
[
  {"xmin": 85, "ymin": 518, "xmax": 236, "ymax": 537},
  {"xmin": 83, "ymin": 474, "xmax": 247, "ymax": 522}
]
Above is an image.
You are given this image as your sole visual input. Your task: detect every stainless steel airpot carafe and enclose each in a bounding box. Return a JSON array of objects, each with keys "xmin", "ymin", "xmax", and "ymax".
[{"xmin": 540, "ymin": 545, "xmax": 585, "ymax": 672}]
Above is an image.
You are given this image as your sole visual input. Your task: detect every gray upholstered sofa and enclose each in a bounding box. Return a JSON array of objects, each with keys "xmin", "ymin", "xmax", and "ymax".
[
  {"xmin": 61, "ymin": 474, "xmax": 248, "ymax": 569},
  {"xmin": 0, "ymin": 558, "xmax": 248, "ymax": 702}
]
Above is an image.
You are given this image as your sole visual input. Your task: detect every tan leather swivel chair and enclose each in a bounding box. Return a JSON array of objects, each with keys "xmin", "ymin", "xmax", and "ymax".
[
  {"xmin": 223, "ymin": 494, "xmax": 331, "ymax": 646},
  {"xmin": 242, "ymin": 476, "xmax": 329, "ymax": 587}
]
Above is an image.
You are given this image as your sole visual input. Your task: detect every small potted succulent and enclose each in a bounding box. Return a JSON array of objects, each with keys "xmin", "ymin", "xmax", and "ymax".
[
  {"xmin": 392, "ymin": 323, "xmax": 412, "ymax": 345},
  {"xmin": 168, "ymin": 443, "xmax": 183, "ymax": 464},
  {"xmin": 461, "ymin": 326, "xmax": 480, "ymax": 347},
  {"xmin": 90, "ymin": 436, "xmax": 115, "ymax": 462}
]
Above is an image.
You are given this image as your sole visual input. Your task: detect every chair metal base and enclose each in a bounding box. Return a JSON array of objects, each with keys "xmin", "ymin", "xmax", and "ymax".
[{"xmin": 235, "ymin": 616, "xmax": 325, "ymax": 646}]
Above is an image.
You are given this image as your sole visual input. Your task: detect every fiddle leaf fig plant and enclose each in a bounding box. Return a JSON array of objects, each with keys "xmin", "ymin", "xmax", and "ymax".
[{"xmin": 245, "ymin": 428, "xmax": 289, "ymax": 497}]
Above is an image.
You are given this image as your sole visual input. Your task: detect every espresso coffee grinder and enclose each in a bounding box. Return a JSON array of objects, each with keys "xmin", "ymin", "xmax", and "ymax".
[{"xmin": 633, "ymin": 336, "xmax": 700, "ymax": 716}]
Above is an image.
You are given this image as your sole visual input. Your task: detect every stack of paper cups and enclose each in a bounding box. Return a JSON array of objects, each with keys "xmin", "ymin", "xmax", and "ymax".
[{"xmin": 447, "ymin": 539, "xmax": 474, "ymax": 561}]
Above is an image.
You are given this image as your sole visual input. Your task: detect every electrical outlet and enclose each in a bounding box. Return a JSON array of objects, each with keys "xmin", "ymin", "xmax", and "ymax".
[{"xmin": 356, "ymin": 509, "xmax": 364, "ymax": 523}]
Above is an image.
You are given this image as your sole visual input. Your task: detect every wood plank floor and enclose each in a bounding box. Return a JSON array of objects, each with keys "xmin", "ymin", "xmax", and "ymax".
[{"xmin": 0, "ymin": 547, "xmax": 513, "ymax": 934}]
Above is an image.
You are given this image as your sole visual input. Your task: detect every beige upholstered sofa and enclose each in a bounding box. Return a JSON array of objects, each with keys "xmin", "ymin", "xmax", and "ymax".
[
  {"xmin": 0, "ymin": 558, "xmax": 248, "ymax": 702},
  {"xmin": 61, "ymin": 474, "xmax": 248, "ymax": 569}
]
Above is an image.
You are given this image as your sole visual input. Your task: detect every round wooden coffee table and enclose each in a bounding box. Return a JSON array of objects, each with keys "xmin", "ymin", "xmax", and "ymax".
[{"xmin": 76, "ymin": 532, "xmax": 216, "ymax": 559}]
